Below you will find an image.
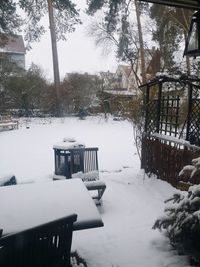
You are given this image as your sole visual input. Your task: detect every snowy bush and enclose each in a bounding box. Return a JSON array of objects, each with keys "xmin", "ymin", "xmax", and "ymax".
[{"xmin": 153, "ymin": 157, "xmax": 200, "ymax": 263}]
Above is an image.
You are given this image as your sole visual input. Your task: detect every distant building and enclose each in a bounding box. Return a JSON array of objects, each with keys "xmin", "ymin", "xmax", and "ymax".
[
  {"xmin": 0, "ymin": 35, "xmax": 26, "ymax": 69},
  {"xmin": 99, "ymin": 47, "xmax": 162, "ymax": 116},
  {"xmin": 100, "ymin": 65, "xmax": 138, "ymax": 97},
  {"xmin": 99, "ymin": 71, "xmax": 115, "ymax": 90},
  {"xmin": 114, "ymin": 65, "xmax": 131, "ymax": 90},
  {"xmin": 0, "ymin": 36, "xmax": 26, "ymax": 113},
  {"xmin": 101, "ymin": 47, "xmax": 161, "ymax": 97}
]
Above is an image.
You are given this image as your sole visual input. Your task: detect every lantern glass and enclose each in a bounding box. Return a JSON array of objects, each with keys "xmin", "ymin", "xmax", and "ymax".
[
  {"xmin": 184, "ymin": 11, "xmax": 200, "ymax": 57},
  {"xmin": 187, "ymin": 21, "xmax": 198, "ymax": 51}
]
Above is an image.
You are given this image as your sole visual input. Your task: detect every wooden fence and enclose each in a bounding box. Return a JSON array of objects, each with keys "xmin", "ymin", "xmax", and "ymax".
[{"xmin": 141, "ymin": 134, "xmax": 200, "ymax": 188}]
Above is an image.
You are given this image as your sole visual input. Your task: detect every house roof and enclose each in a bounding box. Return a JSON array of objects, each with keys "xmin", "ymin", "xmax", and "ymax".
[
  {"xmin": 0, "ymin": 35, "xmax": 26, "ymax": 54},
  {"xmin": 139, "ymin": 0, "xmax": 200, "ymax": 9}
]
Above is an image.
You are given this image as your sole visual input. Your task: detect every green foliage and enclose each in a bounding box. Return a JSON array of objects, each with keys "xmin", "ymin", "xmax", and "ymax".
[
  {"xmin": 0, "ymin": 1, "xmax": 81, "ymax": 48},
  {"xmin": 0, "ymin": 63, "xmax": 103, "ymax": 116},
  {"xmin": 2, "ymin": 63, "xmax": 47, "ymax": 114},
  {"xmin": 86, "ymin": 0, "xmax": 105, "ymax": 15},
  {"xmin": 0, "ymin": 1, "xmax": 22, "ymax": 45},
  {"xmin": 60, "ymin": 72, "xmax": 101, "ymax": 114},
  {"xmin": 87, "ymin": 0, "xmax": 147, "ymax": 33},
  {"xmin": 149, "ymin": 5, "xmax": 193, "ymax": 73},
  {"xmin": 17, "ymin": 0, "xmax": 81, "ymax": 47},
  {"xmin": 87, "ymin": 1, "xmax": 147, "ymax": 85},
  {"xmin": 41, "ymin": 83, "xmax": 58, "ymax": 115},
  {"xmin": 0, "ymin": 56, "xmax": 24, "ymax": 85}
]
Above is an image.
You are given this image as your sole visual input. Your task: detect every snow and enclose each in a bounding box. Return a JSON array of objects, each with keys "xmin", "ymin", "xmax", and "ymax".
[
  {"xmin": 151, "ymin": 133, "xmax": 190, "ymax": 146},
  {"xmin": 192, "ymin": 157, "xmax": 200, "ymax": 167},
  {"xmin": 151, "ymin": 133, "xmax": 200, "ymax": 152},
  {"xmin": 0, "ymin": 115, "xmax": 191, "ymax": 266},
  {"xmin": 53, "ymin": 140, "xmax": 85, "ymax": 150},
  {"xmin": 72, "ymin": 171, "xmax": 99, "ymax": 181},
  {"xmin": 63, "ymin": 137, "xmax": 77, "ymax": 142},
  {"xmin": 179, "ymin": 165, "xmax": 195, "ymax": 177},
  {"xmin": 0, "ymin": 179, "xmax": 102, "ymax": 233}
]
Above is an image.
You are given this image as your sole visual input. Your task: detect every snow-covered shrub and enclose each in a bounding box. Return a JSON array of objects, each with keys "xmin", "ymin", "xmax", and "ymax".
[
  {"xmin": 153, "ymin": 157, "xmax": 200, "ymax": 263},
  {"xmin": 179, "ymin": 157, "xmax": 200, "ymax": 185}
]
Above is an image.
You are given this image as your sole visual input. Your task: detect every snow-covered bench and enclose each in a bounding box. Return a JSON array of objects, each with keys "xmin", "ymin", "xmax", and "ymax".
[
  {"xmin": 84, "ymin": 180, "xmax": 106, "ymax": 201},
  {"xmin": 54, "ymin": 170, "xmax": 106, "ymax": 203},
  {"xmin": 0, "ymin": 115, "xmax": 19, "ymax": 131},
  {"xmin": 71, "ymin": 171, "xmax": 106, "ymax": 202}
]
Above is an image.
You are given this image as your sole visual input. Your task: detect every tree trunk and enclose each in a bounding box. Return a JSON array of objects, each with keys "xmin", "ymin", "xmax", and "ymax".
[
  {"xmin": 135, "ymin": 0, "xmax": 146, "ymax": 84},
  {"xmin": 47, "ymin": 0, "xmax": 61, "ymax": 116}
]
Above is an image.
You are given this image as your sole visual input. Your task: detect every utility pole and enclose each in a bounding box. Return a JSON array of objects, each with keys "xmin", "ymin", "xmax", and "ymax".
[
  {"xmin": 135, "ymin": 0, "xmax": 146, "ymax": 84},
  {"xmin": 47, "ymin": 0, "xmax": 61, "ymax": 116}
]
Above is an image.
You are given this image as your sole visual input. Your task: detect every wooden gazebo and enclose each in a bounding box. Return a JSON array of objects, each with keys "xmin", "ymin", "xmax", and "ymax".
[
  {"xmin": 140, "ymin": 75, "xmax": 200, "ymax": 188},
  {"xmin": 136, "ymin": 0, "xmax": 200, "ymax": 189}
]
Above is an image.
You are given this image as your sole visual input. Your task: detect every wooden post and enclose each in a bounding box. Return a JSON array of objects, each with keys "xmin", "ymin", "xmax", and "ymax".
[
  {"xmin": 175, "ymin": 96, "xmax": 180, "ymax": 137},
  {"xmin": 144, "ymin": 84, "xmax": 149, "ymax": 133},
  {"xmin": 186, "ymin": 83, "xmax": 193, "ymax": 142},
  {"xmin": 157, "ymin": 82, "xmax": 162, "ymax": 133}
]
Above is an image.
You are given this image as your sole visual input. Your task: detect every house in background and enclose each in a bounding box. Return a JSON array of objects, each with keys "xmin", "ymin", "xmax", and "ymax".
[
  {"xmin": 0, "ymin": 35, "xmax": 26, "ymax": 69},
  {"xmin": 102, "ymin": 47, "xmax": 161, "ymax": 95},
  {"xmin": 99, "ymin": 66, "xmax": 138, "ymax": 117},
  {"xmin": 0, "ymin": 35, "xmax": 26, "ymax": 114},
  {"xmin": 99, "ymin": 47, "xmax": 162, "ymax": 117},
  {"xmin": 101, "ymin": 65, "xmax": 139, "ymax": 96},
  {"xmin": 99, "ymin": 71, "xmax": 115, "ymax": 90},
  {"xmin": 114, "ymin": 65, "xmax": 132, "ymax": 90}
]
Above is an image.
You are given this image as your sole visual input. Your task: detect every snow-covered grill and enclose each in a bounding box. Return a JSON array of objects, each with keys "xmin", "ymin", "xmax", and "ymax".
[
  {"xmin": 53, "ymin": 138, "xmax": 106, "ymax": 201},
  {"xmin": 53, "ymin": 146, "xmax": 99, "ymax": 180}
]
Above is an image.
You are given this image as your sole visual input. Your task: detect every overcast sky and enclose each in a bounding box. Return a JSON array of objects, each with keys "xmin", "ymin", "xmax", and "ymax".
[{"xmin": 25, "ymin": 1, "xmax": 118, "ymax": 81}]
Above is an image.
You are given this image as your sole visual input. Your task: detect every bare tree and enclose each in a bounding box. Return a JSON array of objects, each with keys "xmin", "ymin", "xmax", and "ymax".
[
  {"xmin": 87, "ymin": 0, "xmax": 151, "ymax": 87},
  {"xmin": 17, "ymin": 0, "xmax": 81, "ymax": 116},
  {"xmin": 88, "ymin": 20, "xmax": 142, "ymax": 87}
]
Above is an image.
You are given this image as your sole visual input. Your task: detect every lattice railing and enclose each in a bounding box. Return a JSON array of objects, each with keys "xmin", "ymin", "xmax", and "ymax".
[
  {"xmin": 187, "ymin": 84, "xmax": 200, "ymax": 146},
  {"xmin": 146, "ymin": 100, "xmax": 158, "ymax": 133},
  {"xmin": 160, "ymin": 96, "xmax": 180, "ymax": 136}
]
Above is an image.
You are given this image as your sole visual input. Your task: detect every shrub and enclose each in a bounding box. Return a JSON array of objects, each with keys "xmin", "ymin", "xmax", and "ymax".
[{"xmin": 153, "ymin": 157, "xmax": 200, "ymax": 264}]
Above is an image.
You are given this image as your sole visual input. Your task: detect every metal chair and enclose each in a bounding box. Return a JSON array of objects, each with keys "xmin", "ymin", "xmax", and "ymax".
[
  {"xmin": 0, "ymin": 214, "xmax": 77, "ymax": 267},
  {"xmin": 54, "ymin": 147, "xmax": 99, "ymax": 179}
]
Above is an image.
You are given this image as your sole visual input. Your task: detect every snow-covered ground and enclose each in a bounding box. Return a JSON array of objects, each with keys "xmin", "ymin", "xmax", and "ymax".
[{"xmin": 0, "ymin": 116, "xmax": 190, "ymax": 266}]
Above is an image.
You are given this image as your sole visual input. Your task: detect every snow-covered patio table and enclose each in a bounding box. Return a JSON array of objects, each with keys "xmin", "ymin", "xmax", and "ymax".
[{"xmin": 0, "ymin": 178, "xmax": 103, "ymax": 235}]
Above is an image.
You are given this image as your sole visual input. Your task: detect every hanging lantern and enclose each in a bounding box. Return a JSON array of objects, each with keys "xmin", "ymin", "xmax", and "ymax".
[{"xmin": 184, "ymin": 10, "xmax": 200, "ymax": 57}]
